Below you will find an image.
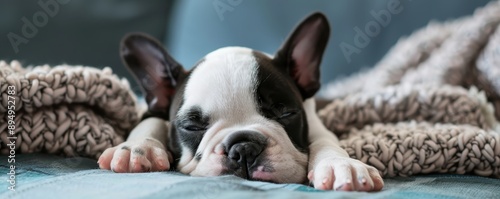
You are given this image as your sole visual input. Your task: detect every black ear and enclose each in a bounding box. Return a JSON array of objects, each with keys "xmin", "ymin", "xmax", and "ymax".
[
  {"xmin": 274, "ymin": 12, "xmax": 330, "ymax": 99},
  {"xmin": 120, "ymin": 33, "xmax": 186, "ymax": 118}
]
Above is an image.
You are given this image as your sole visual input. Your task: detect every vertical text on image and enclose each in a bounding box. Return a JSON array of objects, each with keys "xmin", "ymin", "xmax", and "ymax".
[{"xmin": 6, "ymin": 85, "xmax": 17, "ymax": 191}]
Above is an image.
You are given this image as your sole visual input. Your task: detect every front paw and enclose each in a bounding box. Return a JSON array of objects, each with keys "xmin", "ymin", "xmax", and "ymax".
[
  {"xmin": 308, "ymin": 157, "xmax": 384, "ymax": 191},
  {"xmin": 98, "ymin": 138, "xmax": 172, "ymax": 173}
]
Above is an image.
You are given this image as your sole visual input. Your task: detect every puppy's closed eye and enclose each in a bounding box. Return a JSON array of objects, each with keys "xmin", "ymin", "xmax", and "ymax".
[{"xmin": 177, "ymin": 107, "xmax": 209, "ymax": 132}]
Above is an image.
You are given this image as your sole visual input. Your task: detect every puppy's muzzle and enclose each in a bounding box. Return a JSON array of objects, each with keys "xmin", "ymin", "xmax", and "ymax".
[{"xmin": 224, "ymin": 131, "xmax": 267, "ymax": 178}]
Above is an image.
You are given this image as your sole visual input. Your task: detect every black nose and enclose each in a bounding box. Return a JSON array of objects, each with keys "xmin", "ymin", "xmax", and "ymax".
[{"xmin": 224, "ymin": 131, "xmax": 267, "ymax": 170}]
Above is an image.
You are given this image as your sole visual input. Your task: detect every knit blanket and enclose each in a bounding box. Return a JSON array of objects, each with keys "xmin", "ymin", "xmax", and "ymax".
[
  {"xmin": 0, "ymin": 61, "xmax": 139, "ymax": 159},
  {"xmin": 321, "ymin": 1, "xmax": 500, "ymax": 178},
  {"xmin": 1, "ymin": 1, "xmax": 500, "ymax": 179}
]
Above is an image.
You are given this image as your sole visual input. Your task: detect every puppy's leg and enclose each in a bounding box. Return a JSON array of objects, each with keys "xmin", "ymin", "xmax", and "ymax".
[
  {"xmin": 98, "ymin": 117, "xmax": 173, "ymax": 172},
  {"xmin": 305, "ymin": 99, "xmax": 384, "ymax": 191}
]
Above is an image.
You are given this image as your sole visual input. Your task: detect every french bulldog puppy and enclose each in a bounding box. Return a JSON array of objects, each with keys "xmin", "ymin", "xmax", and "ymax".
[{"xmin": 98, "ymin": 12, "xmax": 384, "ymax": 191}]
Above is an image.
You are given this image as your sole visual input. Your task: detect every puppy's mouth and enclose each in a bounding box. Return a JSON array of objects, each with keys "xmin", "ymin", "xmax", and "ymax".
[
  {"xmin": 223, "ymin": 155, "xmax": 276, "ymax": 182},
  {"xmin": 249, "ymin": 165, "xmax": 276, "ymax": 182},
  {"xmin": 239, "ymin": 165, "xmax": 275, "ymax": 182},
  {"xmin": 239, "ymin": 158, "xmax": 251, "ymax": 179}
]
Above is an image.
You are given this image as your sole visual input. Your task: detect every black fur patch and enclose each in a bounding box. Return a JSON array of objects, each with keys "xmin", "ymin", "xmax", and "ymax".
[
  {"xmin": 174, "ymin": 106, "xmax": 209, "ymax": 156},
  {"xmin": 252, "ymin": 51, "xmax": 309, "ymax": 152},
  {"xmin": 169, "ymin": 52, "xmax": 309, "ymax": 167},
  {"xmin": 167, "ymin": 59, "xmax": 205, "ymax": 165}
]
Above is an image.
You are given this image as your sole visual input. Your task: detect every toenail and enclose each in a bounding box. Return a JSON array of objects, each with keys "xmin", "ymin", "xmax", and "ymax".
[
  {"xmin": 121, "ymin": 146, "xmax": 131, "ymax": 151},
  {"xmin": 133, "ymin": 148, "xmax": 145, "ymax": 155},
  {"xmin": 307, "ymin": 171, "xmax": 314, "ymax": 180},
  {"xmin": 157, "ymin": 160, "xmax": 164, "ymax": 168}
]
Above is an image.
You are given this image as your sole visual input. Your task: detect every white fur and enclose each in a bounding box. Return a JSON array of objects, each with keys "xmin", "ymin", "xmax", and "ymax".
[
  {"xmin": 176, "ymin": 47, "xmax": 307, "ymax": 183},
  {"xmin": 100, "ymin": 46, "xmax": 384, "ymax": 190},
  {"xmin": 181, "ymin": 47, "xmax": 259, "ymax": 121},
  {"xmin": 305, "ymin": 98, "xmax": 383, "ymax": 190}
]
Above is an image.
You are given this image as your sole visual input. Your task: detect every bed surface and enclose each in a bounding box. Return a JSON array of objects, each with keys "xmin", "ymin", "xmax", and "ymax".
[{"xmin": 1, "ymin": 154, "xmax": 499, "ymax": 199}]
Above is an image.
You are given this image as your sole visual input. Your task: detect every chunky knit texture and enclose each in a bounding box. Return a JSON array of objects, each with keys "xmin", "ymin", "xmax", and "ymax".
[
  {"xmin": 1, "ymin": 1, "xmax": 500, "ymax": 179},
  {"xmin": 0, "ymin": 61, "xmax": 140, "ymax": 159},
  {"xmin": 321, "ymin": 1, "xmax": 500, "ymax": 178}
]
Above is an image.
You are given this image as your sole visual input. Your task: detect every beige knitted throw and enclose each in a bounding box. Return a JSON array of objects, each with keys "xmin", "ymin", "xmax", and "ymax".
[
  {"xmin": 1, "ymin": 1, "xmax": 500, "ymax": 179},
  {"xmin": 0, "ymin": 61, "xmax": 139, "ymax": 159},
  {"xmin": 321, "ymin": 1, "xmax": 500, "ymax": 178}
]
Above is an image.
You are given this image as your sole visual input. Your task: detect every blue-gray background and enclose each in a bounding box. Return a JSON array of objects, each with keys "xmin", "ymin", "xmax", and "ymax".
[{"xmin": 0, "ymin": 0, "xmax": 493, "ymax": 94}]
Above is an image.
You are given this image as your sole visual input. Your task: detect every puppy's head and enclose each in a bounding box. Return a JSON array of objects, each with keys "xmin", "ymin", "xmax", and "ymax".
[{"xmin": 121, "ymin": 13, "xmax": 330, "ymax": 183}]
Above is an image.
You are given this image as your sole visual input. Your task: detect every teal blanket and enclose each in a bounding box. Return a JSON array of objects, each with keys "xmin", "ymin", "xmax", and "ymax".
[{"xmin": 1, "ymin": 154, "xmax": 499, "ymax": 199}]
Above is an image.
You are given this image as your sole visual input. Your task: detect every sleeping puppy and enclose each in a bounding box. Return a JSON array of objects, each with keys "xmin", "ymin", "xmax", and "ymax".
[{"xmin": 98, "ymin": 12, "xmax": 384, "ymax": 191}]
